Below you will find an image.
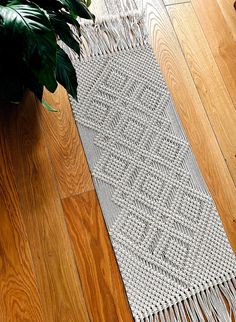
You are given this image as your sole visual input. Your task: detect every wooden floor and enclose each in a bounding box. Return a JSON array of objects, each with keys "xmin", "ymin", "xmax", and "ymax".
[{"xmin": 0, "ymin": 0, "xmax": 236, "ymax": 321}]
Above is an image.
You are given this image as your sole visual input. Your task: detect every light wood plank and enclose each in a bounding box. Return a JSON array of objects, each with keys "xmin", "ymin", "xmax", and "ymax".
[
  {"xmin": 0, "ymin": 105, "xmax": 44, "ymax": 322},
  {"xmin": 62, "ymin": 191, "xmax": 133, "ymax": 322},
  {"xmin": 141, "ymin": 0, "xmax": 236, "ymax": 250},
  {"xmin": 5, "ymin": 92, "xmax": 90, "ymax": 322},
  {"xmin": 41, "ymin": 86, "xmax": 93, "ymax": 199},
  {"xmin": 191, "ymin": 0, "xmax": 236, "ymax": 109},
  {"xmin": 217, "ymin": 0, "xmax": 236, "ymax": 41},
  {"xmin": 0, "ymin": 0, "xmax": 234, "ymax": 319},
  {"xmin": 167, "ymin": 3, "xmax": 236, "ymax": 186}
]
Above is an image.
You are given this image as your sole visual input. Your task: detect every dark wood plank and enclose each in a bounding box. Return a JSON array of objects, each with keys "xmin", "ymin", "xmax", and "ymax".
[
  {"xmin": 62, "ymin": 190, "xmax": 133, "ymax": 322},
  {"xmin": 0, "ymin": 105, "xmax": 44, "ymax": 322},
  {"xmin": 41, "ymin": 86, "xmax": 94, "ymax": 199},
  {"xmin": 4, "ymin": 92, "xmax": 90, "ymax": 322}
]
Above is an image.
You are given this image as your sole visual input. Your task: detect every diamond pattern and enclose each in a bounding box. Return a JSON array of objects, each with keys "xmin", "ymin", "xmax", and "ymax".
[{"xmin": 71, "ymin": 45, "xmax": 236, "ymax": 320}]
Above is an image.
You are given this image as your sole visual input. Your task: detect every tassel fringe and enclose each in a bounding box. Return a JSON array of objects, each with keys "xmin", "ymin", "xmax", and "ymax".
[
  {"xmin": 135, "ymin": 274, "xmax": 236, "ymax": 322},
  {"xmin": 63, "ymin": 10, "xmax": 236, "ymax": 322},
  {"xmin": 62, "ymin": 11, "xmax": 148, "ymax": 61}
]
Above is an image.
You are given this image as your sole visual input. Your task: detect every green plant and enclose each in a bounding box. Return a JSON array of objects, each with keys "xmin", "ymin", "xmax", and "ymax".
[{"xmin": 0, "ymin": 0, "xmax": 94, "ymax": 110}]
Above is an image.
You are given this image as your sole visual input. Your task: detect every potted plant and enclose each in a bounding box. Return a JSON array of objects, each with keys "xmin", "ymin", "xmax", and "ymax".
[{"xmin": 0, "ymin": 0, "xmax": 94, "ymax": 111}]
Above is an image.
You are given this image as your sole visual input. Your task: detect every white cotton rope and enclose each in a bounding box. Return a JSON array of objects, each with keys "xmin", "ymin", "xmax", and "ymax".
[{"xmin": 67, "ymin": 12, "xmax": 236, "ymax": 322}]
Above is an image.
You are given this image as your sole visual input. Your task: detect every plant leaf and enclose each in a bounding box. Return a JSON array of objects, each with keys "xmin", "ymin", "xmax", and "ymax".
[
  {"xmin": 80, "ymin": 0, "xmax": 91, "ymax": 7},
  {"xmin": 0, "ymin": 2, "xmax": 57, "ymax": 92},
  {"xmin": 56, "ymin": 45, "xmax": 78, "ymax": 99},
  {"xmin": 74, "ymin": 0, "xmax": 95, "ymax": 20},
  {"xmin": 50, "ymin": 13, "xmax": 80, "ymax": 55},
  {"xmin": 55, "ymin": 10, "xmax": 81, "ymax": 34},
  {"xmin": 57, "ymin": 0, "xmax": 78, "ymax": 14},
  {"xmin": 28, "ymin": 0, "xmax": 64, "ymax": 12},
  {"xmin": 57, "ymin": 0, "xmax": 94, "ymax": 20},
  {"xmin": 26, "ymin": 74, "xmax": 44, "ymax": 101},
  {"xmin": 42, "ymin": 98, "xmax": 59, "ymax": 112}
]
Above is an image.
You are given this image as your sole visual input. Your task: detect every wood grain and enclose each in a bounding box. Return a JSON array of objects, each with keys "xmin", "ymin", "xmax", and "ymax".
[
  {"xmin": 5, "ymin": 92, "xmax": 90, "ymax": 322},
  {"xmin": 140, "ymin": 0, "xmax": 236, "ymax": 250},
  {"xmin": 167, "ymin": 3, "xmax": 236, "ymax": 186},
  {"xmin": 216, "ymin": 0, "xmax": 236, "ymax": 40},
  {"xmin": 41, "ymin": 86, "xmax": 93, "ymax": 199},
  {"xmin": 62, "ymin": 191, "xmax": 133, "ymax": 322},
  {"xmin": 191, "ymin": 0, "xmax": 236, "ymax": 109},
  {"xmin": 0, "ymin": 105, "xmax": 44, "ymax": 322},
  {"xmin": 0, "ymin": 0, "xmax": 235, "ymax": 319}
]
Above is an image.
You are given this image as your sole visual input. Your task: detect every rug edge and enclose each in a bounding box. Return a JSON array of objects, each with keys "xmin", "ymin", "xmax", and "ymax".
[
  {"xmin": 134, "ymin": 269, "xmax": 236, "ymax": 321},
  {"xmin": 62, "ymin": 11, "xmax": 149, "ymax": 61}
]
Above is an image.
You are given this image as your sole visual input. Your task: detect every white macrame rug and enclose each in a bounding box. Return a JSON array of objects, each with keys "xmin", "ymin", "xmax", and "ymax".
[{"xmin": 68, "ymin": 12, "xmax": 236, "ymax": 322}]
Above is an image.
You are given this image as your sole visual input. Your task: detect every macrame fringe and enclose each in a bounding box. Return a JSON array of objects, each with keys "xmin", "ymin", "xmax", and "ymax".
[
  {"xmin": 62, "ymin": 11, "xmax": 148, "ymax": 61},
  {"xmin": 63, "ymin": 10, "xmax": 236, "ymax": 322},
  {"xmin": 135, "ymin": 274, "xmax": 236, "ymax": 322}
]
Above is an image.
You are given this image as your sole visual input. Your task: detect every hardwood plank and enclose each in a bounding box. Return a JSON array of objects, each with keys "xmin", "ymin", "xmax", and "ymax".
[
  {"xmin": 217, "ymin": 0, "xmax": 236, "ymax": 40},
  {"xmin": 191, "ymin": 0, "xmax": 236, "ymax": 109},
  {"xmin": 163, "ymin": 0, "xmax": 190, "ymax": 6},
  {"xmin": 62, "ymin": 191, "xmax": 133, "ymax": 322},
  {"xmin": 5, "ymin": 92, "xmax": 90, "ymax": 322},
  {"xmin": 141, "ymin": 0, "xmax": 236, "ymax": 250},
  {"xmin": 167, "ymin": 3, "xmax": 236, "ymax": 186},
  {"xmin": 41, "ymin": 86, "xmax": 93, "ymax": 199},
  {"xmin": 0, "ymin": 106, "xmax": 44, "ymax": 322}
]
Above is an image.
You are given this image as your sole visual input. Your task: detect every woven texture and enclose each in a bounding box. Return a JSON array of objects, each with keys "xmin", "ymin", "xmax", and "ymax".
[{"xmin": 70, "ymin": 18, "xmax": 236, "ymax": 321}]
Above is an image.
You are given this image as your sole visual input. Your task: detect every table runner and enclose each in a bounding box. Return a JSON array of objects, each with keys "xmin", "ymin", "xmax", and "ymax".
[{"xmin": 68, "ymin": 12, "xmax": 236, "ymax": 321}]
